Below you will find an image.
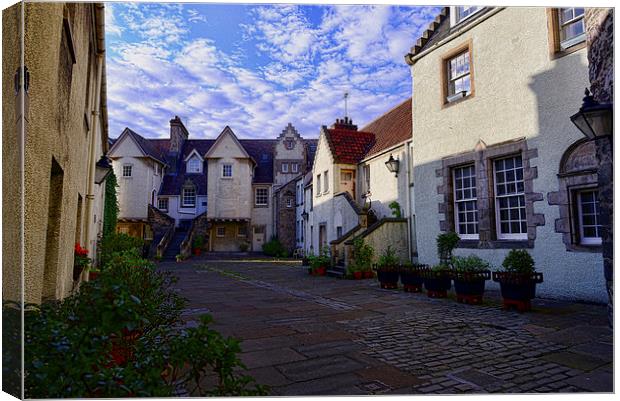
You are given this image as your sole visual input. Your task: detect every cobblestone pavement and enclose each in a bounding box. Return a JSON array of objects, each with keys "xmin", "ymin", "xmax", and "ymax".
[{"xmin": 161, "ymin": 257, "xmax": 613, "ymax": 395}]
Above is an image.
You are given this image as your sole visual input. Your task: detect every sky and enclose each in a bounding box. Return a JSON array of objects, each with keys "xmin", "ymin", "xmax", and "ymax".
[{"xmin": 105, "ymin": 3, "xmax": 441, "ymax": 139}]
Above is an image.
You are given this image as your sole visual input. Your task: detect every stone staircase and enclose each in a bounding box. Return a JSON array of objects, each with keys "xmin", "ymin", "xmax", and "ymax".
[
  {"xmin": 163, "ymin": 229, "xmax": 188, "ymax": 260},
  {"xmin": 327, "ymin": 264, "xmax": 346, "ymax": 278}
]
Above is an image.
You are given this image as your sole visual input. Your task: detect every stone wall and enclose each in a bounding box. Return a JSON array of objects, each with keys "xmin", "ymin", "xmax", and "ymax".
[
  {"xmin": 585, "ymin": 8, "xmax": 614, "ymax": 324},
  {"xmin": 275, "ymin": 179, "xmax": 297, "ymax": 253}
]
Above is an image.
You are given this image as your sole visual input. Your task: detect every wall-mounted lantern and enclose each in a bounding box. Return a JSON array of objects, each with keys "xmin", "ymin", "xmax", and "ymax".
[
  {"xmin": 570, "ymin": 88, "xmax": 613, "ymax": 141},
  {"xmin": 385, "ymin": 154, "xmax": 400, "ymax": 177},
  {"xmin": 94, "ymin": 155, "xmax": 113, "ymax": 184}
]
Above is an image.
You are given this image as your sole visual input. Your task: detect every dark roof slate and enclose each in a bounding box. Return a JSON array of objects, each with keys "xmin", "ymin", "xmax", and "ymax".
[{"xmin": 362, "ymin": 98, "xmax": 412, "ymax": 158}]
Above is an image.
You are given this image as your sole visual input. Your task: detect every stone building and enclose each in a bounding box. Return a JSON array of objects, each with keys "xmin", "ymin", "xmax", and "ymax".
[
  {"xmin": 405, "ymin": 6, "xmax": 606, "ymax": 302},
  {"xmin": 306, "ymin": 99, "xmax": 414, "ymax": 271},
  {"xmin": 583, "ymin": 8, "xmax": 613, "ymax": 322},
  {"xmin": 110, "ymin": 118, "xmax": 316, "ymax": 254},
  {"xmin": 2, "ymin": 2, "xmax": 109, "ymax": 303}
]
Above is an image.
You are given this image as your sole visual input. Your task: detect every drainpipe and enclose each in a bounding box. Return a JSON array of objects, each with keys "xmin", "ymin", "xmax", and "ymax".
[
  {"xmin": 404, "ymin": 140, "xmax": 413, "ymax": 262},
  {"xmin": 83, "ymin": 4, "xmax": 105, "ymax": 266}
]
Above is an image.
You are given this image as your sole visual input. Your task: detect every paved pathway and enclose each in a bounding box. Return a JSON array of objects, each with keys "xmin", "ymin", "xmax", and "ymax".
[{"xmin": 161, "ymin": 257, "xmax": 613, "ymax": 395}]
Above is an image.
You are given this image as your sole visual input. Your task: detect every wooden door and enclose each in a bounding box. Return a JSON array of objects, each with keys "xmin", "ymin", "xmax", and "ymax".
[{"xmin": 340, "ymin": 169, "xmax": 356, "ymax": 199}]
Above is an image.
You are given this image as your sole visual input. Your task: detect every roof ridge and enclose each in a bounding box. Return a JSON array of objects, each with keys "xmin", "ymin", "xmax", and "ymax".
[{"xmin": 405, "ymin": 7, "xmax": 449, "ymax": 63}]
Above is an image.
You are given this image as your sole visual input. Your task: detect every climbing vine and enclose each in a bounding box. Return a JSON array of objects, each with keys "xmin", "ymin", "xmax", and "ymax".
[{"xmin": 102, "ymin": 169, "xmax": 119, "ymax": 238}]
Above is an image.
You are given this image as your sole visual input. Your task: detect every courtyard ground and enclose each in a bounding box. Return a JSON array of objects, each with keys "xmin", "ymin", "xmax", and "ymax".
[{"xmin": 161, "ymin": 256, "xmax": 613, "ymax": 395}]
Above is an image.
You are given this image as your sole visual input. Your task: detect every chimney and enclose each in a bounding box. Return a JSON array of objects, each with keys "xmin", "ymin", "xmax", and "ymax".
[
  {"xmin": 169, "ymin": 115, "xmax": 189, "ymax": 153},
  {"xmin": 331, "ymin": 116, "xmax": 357, "ymax": 131}
]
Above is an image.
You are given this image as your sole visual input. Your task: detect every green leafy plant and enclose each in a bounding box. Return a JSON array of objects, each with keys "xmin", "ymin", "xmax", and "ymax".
[
  {"xmin": 192, "ymin": 235, "xmax": 205, "ymax": 249},
  {"xmin": 431, "ymin": 263, "xmax": 452, "ymax": 272},
  {"xmin": 102, "ymin": 169, "xmax": 119, "ymax": 238},
  {"xmin": 24, "ymin": 249, "xmax": 267, "ymax": 398},
  {"xmin": 452, "ymin": 255, "xmax": 491, "ymax": 272},
  {"xmin": 262, "ymin": 237, "xmax": 287, "ymax": 257},
  {"xmin": 388, "ymin": 201, "xmax": 402, "ymax": 218},
  {"xmin": 501, "ymin": 249, "xmax": 535, "ymax": 274},
  {"xmin": 239, "ymin": 241, "xmax": 249, "ymax": 252},
  {"xmin": 376, "ymin": 245, "xmax": 399, "ymax": 271},
  {"xmin": 350, "ymin": 238, "xmax": 374, "ymax": 273},
  {"xmin": 436, "ymin": 231, "xmax": 460, "ymax": 263},
  {"xmin": 309, "ymin": 247, "xmax": 331, "ymax": 271},
  {"xmin": 99, "ymin": 233, "xmax": 144, "ymax": 269}
]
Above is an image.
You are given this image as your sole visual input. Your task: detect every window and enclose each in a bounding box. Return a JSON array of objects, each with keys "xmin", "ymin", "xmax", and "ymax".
[
  {"xmin": 188, "ymin": 157, "xmax": 201, "ymax": 173},
  {"xmin": 222, "ymin": 164, "xmax": 233, "ymax": 178},
  {"xmin": 255, "ymin": 188, "xmax": 268, "ymax": 206},
  {"xmin": 316, "ymin": 175, "xmax": 321, "ymax": 196},
  {"xmin": 286, "ymin": 198, "xmax": 293, "ymax": 208},
  {"xmin": 285, "ymin": 139, "xmax": 295, "ymax": 150},
  {"xmin": 182, "ymin": 187, "xmax": 196, "ymax": 207},
  {"xmin": 158, "ymin": 197, "xmax": 168, "ymax": 211},
  {"xmin": 453, "ymin": 165, "xmax": 479, "ymax": 239},
  {"xmin": 122, "ymin": 164, "xmax": 132, "ymax": 177},
  {"xmin": 154, "ymin": 163, "xmax": 160, "ymax": 176},
  {"xmin": 336, "ymin": 226, "xmax": 343, "ymax": 238},
  {"xmin": 238, "ymin": 225, "xmax": 247, "ymax": 237},
  {"xmin": 323, "ymin": 171, "xmax": 329, "ymax": 193},
  {"xmin": 494, "ymin": 156, "xmax": 527, "ymax": 240},
  {"xmin": 292, "ymin": 163, "xmax": 299, "ymax": 173},
  {"xmin": 216, "ymin": 227, "xmax": 225, "ymax": 237},
  {"xmin": 577, "ymin": 190, "xmax": 602, "ymax": 245},
  {"xmin": 558, "ymin": 8, "xmax": 585, "ymax": 49},
  {"xmin": 453, "ymin": 6, "xmax": 482, "ymax": 24},
  {"xmin": 363, "ymin": 165, "xmax": 370, "ymax": 193},
  {"xmin": 446, "ymin": 51, "xmax": 471, "ymax": 102},
  {"xmin": 282, "ymin": 163, "xmax": 289, "ymax": 173}
]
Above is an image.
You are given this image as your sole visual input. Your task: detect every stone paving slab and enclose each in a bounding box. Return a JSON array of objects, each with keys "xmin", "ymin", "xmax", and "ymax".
[{"xmin": 163, "ymin": 258, "xmax": 613, "ymax": 395}]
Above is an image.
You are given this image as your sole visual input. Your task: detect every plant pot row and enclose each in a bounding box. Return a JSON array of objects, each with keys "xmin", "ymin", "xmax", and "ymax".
[{"xmin": 376, "ymin": 266, "xmax": 543, "ymax": 310}]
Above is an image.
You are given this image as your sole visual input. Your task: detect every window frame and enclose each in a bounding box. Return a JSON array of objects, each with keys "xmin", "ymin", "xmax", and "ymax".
[
  {"xmin": 323, "ymin": 171, "xmax": 329, "ymax": 194},
  {"xmin": 451, "ymin": 5, "xmax": 483, "ymax": 26},
  {"xmin": 452, "ymin": 164, "xmax": 479, "ymax": 240},
  {"xmin": 493, "ymin": 155, "xmax": 527, "ymax": 241},
  {"xmin": 122, "ymin": 164, "xmax": 133, "ymax": 178},
  {"xmin": 221, "ymin": 163, "xmax": 233, "ymax": 178},
  {"xmin": 441, "ymin": 40, "xmax": 475, "ymax": 107},
  {"xmin": 255, "ymin": 187, "xmax": 269, "ymax": 207},
  {"xmin": 291, "ymin": 163, "xmax": 299, "ymax": 173},
  {"xmin": 547, "ymin": 8, "xmax": 586, "ymax": 59},
  {"xmin": 187, "ymin": 157, "xmax": 202, "ymax": 174},
  {"xmin": 363, "ymin": 164, "xmax": 371, "ymax": 193},
  {"xmin": 282, "ymin": 162, "xmax": 289, "ymax": 173},
  {"xmin": 576, "ymin": 189, "xmax": 602, "ymax": 246},
  {"xmin": 286, "ymin": 198, "xmax": 293, "ymax": 208},
  {"xmin": 316, "ymin": 175, "xmax": 321, "ymax": 197},
  {"xmin": 157, "ymin": 197, "xmax": 168, "ymax": 211},
  {"xmin": 558, "ymin": 8, "xmax": 585, "ymax": 50},
  {"xmin": 182, "ymin": 186, "xmax": 196, "ymax": 208},
  {"xmin": 237, "ymin": 225, "xmax": 248, "ymax": 238},
  {"xmin": 216, "ymin": 226, "xmax": 225, "ymax": 237}
]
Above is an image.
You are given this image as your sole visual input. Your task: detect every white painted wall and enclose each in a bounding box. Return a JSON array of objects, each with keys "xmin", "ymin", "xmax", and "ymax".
[
  {"xmin": 411, "ymin": 7, "xmax": 604, "ymax": 302},
  {"xmin": 159, "ymin": 195, "xmax": 208, "ymax": 226}
]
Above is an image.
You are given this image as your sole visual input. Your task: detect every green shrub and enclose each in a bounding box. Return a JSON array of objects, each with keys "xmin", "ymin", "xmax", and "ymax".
[
  {"xmin": 377, "ymin": 245, "xmax": 399, "ymax": 270},
  {"xmin": 24, "ymin": 250, "xmax": 267, "ymax": 398},
  {"xmin": 452, "ymin": 255, "xmax": 490, "ymax": 272},
  {"xmin": 431, "ymin": 263, "xmax": 452, "ymax": 272},
  {"xmin": 99, "ymin": 233, "xmax": 144, "ymax": 268},
  {"xmin": 308, "ymin": 247, "xmax": 331, "ymax": 271},
  {"xmin": 102, "ymin": 170, "xmax": 119, "ymax": 238},
  {"xmin": 239, "ymin": 241, "xmax": 249, "ymax": 252},
  {"xmin": 262, "ymin": 237, "xmax": 287, "ymax": 257},
  {"xmin": 436, "ymin": 231, "xmax": 460, "ymax": 263},
  {"xmin": 502, "ymin": 249, "xmax": 535, "ymax": 274},
  {"xmin": 350, "ymin": 238, "xmax": 374, "ymax": 273},
  {"xmin": 388, "ymin": 201, "xmax": 402, "ymax": 218},
  {"xmin": 192, "ymin": 235, "xmax": 205, "ymax": 249}
]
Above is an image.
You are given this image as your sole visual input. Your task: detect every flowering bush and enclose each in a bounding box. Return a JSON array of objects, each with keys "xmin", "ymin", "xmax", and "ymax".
[{"xmin": 73, "ymin": 243, "xmax": 91, "ymax": 280}]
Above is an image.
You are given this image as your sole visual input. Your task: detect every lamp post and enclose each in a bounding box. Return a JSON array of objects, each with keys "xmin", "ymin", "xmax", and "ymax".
[
  {"xmin": 385, "ymin": 154, "xmax": 400, "ymax": 177},
  {"xmin": 570, "ymin": 88, "xmax": 613, "ymax": 141}
]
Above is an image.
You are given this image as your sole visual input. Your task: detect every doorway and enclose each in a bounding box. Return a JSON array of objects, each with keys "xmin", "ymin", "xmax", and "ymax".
[{"xmin": 340, "ymin": 169, "xmax": 356, "ymax": 199}]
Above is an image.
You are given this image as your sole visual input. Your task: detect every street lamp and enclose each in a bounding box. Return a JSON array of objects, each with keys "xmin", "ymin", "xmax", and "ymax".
[
  {"xmin": 385, "ymin": 154, "xmax": 400, "ymax": 177},
  {"xmin": 570, "ymin": 88, "xmax": 613, "ymax": 140},
  {"xmin": 94, "ymin": 155, "xmax": 113, "ymax": 184}
]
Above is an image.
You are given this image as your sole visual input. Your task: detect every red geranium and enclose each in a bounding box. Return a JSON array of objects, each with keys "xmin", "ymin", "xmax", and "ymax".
[{"xmin": 74, "ymin": 243, "xmax": 91, "ymax": 268}]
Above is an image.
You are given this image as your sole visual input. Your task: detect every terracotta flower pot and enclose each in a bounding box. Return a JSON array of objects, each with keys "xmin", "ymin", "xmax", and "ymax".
[
  {"xmin": 193, "ymin": 248, "xmax": 201, "ymax": 256},
  {"xmin": 88, "ymin": 271, "xmax": 100, "ymax": 280},
  {"xmin": 353, "ymin": 271, "xmax": 363, "ymax": 280},
  {"xmin": 364, "ymin": 270, "xmax": 374, "ymax": 279}
]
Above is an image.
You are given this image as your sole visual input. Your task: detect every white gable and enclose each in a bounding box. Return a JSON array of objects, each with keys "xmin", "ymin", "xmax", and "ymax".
[
  {"xmin": 205, "ymin": 126, "xmax": 251, "ymax": 160},
  {"xmin": 108, "ymin": 131, "xmax": 145, "ymax": 159}
]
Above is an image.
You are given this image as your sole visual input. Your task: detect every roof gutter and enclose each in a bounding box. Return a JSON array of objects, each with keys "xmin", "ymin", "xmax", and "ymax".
[
  {"xmin": 94, "ymin": 3, "xmax": 108, "ymax": 151},
  {"xmin": 405, "ymin": 7, "xmax": 504, "ymax": 66}
]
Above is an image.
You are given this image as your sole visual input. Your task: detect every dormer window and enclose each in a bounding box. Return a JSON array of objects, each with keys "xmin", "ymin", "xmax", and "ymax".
[
  {"xmin": 187, "ymin": 157, "xmax": 201, "ymax": 173},
  {"xmin": 452, "ymin": 6, "xmax": 482, "ymax": 26}
]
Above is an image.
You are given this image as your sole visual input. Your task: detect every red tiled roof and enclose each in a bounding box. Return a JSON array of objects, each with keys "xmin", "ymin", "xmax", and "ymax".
[
  {"xmin": 325, "ymin": 127, "xmax": 375, "ymax": 165},
  {"xmin": 362, "ymin": 98, "xmax": 412, "ymax": 159}
]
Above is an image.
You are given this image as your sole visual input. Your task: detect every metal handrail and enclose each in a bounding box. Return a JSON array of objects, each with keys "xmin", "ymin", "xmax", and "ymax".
[{"xmin": 156, "ymin": 225, "xmax": 175, "ymax": 258}]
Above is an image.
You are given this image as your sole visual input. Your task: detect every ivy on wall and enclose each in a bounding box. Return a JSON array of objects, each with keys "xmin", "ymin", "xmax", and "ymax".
[{"xmin": 102, "ymin": 169, "xmax": 119, "ymax": 238}]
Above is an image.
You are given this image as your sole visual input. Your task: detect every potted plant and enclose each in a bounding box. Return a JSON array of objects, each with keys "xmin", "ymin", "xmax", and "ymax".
[
  {"xmin": 239, "ymin": 241, "xmax": 249, "ymax": 252},
  {"xmin": 347, "ymin": 264, "xmax": 363, "ymax": 280},
  {"xmin": 73, "ymin": 243, "xmax": 91, "ymax": 281},
  {"xmin": 436, "ymin": 231, "xmax": 460, "ymax": 264},
  {"xmin": 175, "ymin": 254, "xmax": 184, "ymax": 263},
  {"xmin": 310, "ymin": 248, "xmax": 330, "ymax": 276},
  {"xmin": 492, "ymin": 249, "xmax": 543, "ymax": 312},
  {"xmin": 192, "ymin": 235, "xmax": 204, "ymax": 256},
  {"xmin": 88, "ymin": 268, "xmax": 101, "ymax": 280},
  {"xmin": 375, "ymin": 246, "xmax": 400, "ymax": 289},
  {"xmin": 350, "ymin": 238, "xmax": 374, "ymax": 279},
  {"xmin": 400, "ymin": 261, "xmax": 425, "ymax": 292},
  {"xmin": 421, "ymin": 264, "xmax": 452, "ymax": 298},
  {"xmin": 452, "ymin": 255, "xmax": 491, "ymax": 304}
]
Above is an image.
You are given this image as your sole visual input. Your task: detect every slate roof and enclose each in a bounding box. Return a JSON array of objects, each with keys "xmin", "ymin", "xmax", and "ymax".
[
  {"xmin": 406, "ymin": 7, "xmax": 493, "ymax": 61},
  {"xmin": 324, "ymin": 126, "xmax": 375, "ymax": 165},
  {"xmin": 305, "ymin": 139, "xmax": 318, "ymax": 171},
  {"xmin": 362, "ymin": 98, "xmax": 412, "ymax": 159},
  {"xmin": 125, "ymin": 129, "xmax": 168, "ymax": 165},
  {"xmin": 239, "ymin": 139, "xmax": 277, "ymax": 184}
]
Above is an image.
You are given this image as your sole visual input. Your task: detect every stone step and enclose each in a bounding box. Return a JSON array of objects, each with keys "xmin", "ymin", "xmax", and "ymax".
[{"xmin": 327, "ymin": 268, "xmax": 345, "ymax": 278}]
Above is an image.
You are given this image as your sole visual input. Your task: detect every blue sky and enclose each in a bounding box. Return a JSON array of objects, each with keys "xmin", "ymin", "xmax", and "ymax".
[{"xmin": 105, "ymin": 3, "xmax": 441, "ymax": 139}]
